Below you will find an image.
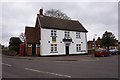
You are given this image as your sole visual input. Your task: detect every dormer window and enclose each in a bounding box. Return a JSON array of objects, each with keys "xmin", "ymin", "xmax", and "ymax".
[{"xmin": 65, "ymin": 31, "xmax": 70, "ymax": 37}]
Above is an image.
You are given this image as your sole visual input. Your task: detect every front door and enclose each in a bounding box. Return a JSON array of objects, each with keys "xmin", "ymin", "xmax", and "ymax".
[
  {"xmin": 32, "ymin": 44, "xmax": 36, "ymax": 56},
  {"xmin": 66, "ymin": 45, "xmax": 69, "ymax": 55}
]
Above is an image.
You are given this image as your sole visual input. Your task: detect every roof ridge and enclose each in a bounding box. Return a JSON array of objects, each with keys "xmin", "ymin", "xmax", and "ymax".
[
  {"xmin": 25, "ymin": 26, "xmax": 35, "ymax": 28},
  {"xmin": 38, "ymin": 14, "xmax": 79, "ymax": 22}
]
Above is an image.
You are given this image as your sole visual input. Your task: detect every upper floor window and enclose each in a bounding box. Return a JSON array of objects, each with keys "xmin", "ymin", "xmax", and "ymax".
[
  {"xmin": 65, "ymin": 31, "xmax": 70, "ymax": 37},
  {"xmin": 51, "ymin": 30, "xmax": 57, "ymax": 43},
  {"xmin": 76, "ymin": 32, "xmax": 81, "ymax": 38},
  {"xmin": 51, "ymin": 30, "xmax": 57, "ymax": 37},
  {"xmin": 76, "ymin": 44, "xmax": 81, "ymax": 52}
]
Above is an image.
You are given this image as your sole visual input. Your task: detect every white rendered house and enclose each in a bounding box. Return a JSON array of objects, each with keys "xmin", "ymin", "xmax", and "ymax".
[{"xmin": 25, "ymin": 9, "xmax": 88, "ymax": 56}]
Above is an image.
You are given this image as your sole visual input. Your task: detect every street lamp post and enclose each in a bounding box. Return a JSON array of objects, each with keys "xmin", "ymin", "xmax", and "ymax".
[{"xmin": 94, "ymin": 34, "xmax": 97, "ymax": 50}]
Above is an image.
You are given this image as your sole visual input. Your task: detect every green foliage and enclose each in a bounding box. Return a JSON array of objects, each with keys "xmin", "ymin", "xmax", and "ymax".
[
  {"xmin": 9, "ymin": 37, "xmax": 22, "ymax": 52},
  {"xmin": 101, "ymin": 31, "xmax": 117, "ymax": 50}
]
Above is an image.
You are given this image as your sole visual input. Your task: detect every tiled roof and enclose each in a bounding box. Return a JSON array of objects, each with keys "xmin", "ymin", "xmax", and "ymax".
[
  {"xmin": 25, "ymin": 27, "xmax": 40, "ymax": 43},
  {"xmin": 38, "ymin": 15, "xmax": 88, "ymax": 32}
]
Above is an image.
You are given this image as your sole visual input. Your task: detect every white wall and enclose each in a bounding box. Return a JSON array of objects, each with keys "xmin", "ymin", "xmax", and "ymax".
[
  {"xmin": 40, "ymin": 28, "xmax": 87, "ymax": 56},
  {"xmin": 69, "ymin": 31, "xmax": 88, "ymax": 54},
  {"xmin": 40, "ymin": 28, "xmax": 65, "ymax": 56}
]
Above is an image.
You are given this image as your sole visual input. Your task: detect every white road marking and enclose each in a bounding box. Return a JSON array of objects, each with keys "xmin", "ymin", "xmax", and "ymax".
[
  {"xmin": 81, "ymin": 59, "xmax": 98, "ymax": 61},
  {"xmin": 25, "ymin": 68, "xmax": 71, "ymax": 78},
  {"xmin": 53, "ymin": 61, "xmax": 71, "ymax": 62},
  {"xmin": 2, "ymin": 63, "xmax": 12, "ymax": 67}
]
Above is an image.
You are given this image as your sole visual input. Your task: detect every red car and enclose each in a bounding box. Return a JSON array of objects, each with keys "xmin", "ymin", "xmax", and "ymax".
[{"xmin": 94, "ymin": 49, "xmax": 110, "ymax": 57}]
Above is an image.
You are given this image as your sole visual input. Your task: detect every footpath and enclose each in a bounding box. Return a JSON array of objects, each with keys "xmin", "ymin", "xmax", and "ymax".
[{"xmin": 2, "ymin": 54, "xmax": 98, "ymax": 61}]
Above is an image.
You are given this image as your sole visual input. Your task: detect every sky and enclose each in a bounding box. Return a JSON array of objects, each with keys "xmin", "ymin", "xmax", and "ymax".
[{"xmin": 0, "ymin": 0, "xmax": 119, "ymax": 46}]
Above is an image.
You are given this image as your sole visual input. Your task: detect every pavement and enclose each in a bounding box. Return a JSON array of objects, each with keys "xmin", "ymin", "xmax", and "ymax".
[{"xmin": 2, "ymin": 54, "xmax": 98, "ymax": 61}]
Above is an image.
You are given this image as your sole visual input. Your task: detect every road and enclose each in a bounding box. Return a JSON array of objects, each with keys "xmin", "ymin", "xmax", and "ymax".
[{"xmin": 2, "ymin": 55, "xmax": 119, "ymax": 78}]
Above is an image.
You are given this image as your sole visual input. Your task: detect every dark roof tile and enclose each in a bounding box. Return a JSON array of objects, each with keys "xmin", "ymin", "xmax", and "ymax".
[
  {"xmin": 25, "ymin": 26, "xmax": 40, "ymax": 43},
  {"xmin": 38, "ymin": 15, "xmax": 88, "ymax": 32}
]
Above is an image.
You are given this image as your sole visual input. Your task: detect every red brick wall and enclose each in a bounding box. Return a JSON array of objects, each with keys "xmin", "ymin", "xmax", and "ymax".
[
  {"xmin": 36, "ymin": 47, "xmax": 40, "ymax": 56},
  {"xmin": 27, "ymin": 47, "xmax": 32, "ymax": 56}
]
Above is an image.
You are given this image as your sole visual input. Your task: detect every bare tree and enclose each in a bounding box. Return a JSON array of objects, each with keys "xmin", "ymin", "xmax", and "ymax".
[{"xmin": 45, "ymin": 9, "xmax": 70, "ymax": 20}]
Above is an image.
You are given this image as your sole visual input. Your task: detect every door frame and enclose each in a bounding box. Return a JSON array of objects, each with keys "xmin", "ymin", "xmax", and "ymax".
[{"xmin": 65, "ymin": 45, "xmax": 69, "ymax": 55}]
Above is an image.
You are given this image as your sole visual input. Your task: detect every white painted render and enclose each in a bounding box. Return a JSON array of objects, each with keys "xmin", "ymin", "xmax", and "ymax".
[{"xmin": 40, "ymin": 28, "xmax": 88, "ymax": 56}]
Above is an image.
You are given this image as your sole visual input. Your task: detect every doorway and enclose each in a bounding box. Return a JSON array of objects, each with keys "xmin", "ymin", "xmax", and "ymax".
[
  {"xmin": 32, "ymin": 44, "xmax": 36, "ymax": 56},
  {"xmin": 66, "ymin": 45, "xmax": 69, "ymax": 55}
]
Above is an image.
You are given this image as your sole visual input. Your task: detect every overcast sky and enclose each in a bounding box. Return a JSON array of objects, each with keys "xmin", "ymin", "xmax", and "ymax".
[{"xmin": 1, "ymin": 1, "xmax": 119, "ymax": 46}]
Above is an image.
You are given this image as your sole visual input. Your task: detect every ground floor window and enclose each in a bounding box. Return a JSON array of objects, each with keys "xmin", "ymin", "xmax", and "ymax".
[
  {"xmin": 51, "ymin": 44, "xmax": 57, "ymax": 52},
  {"xmin": 27, "ymin": 44, "xmax": 32, "ymax": 47},
  {"xmin": 36, "ymin": 44, "xmax": 40, "ymax": 47},
  {"xmin": 76, "ymin": 44, "xmax": 81, "ymax": 52}
]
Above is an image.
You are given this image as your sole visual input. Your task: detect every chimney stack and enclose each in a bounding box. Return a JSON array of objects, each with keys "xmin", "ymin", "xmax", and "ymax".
[{"xmin": 39, "ymin": 9, "xmax": 43, "ymax": 15}]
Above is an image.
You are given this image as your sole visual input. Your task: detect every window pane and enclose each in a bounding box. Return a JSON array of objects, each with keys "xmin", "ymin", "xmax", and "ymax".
[
  {"xmin": 76, "ymin": 44, "xmax": 78, "ymax": 46},
  {"xmin": 51, "ymin": 47, "xmax": 53, "ymax": 51},
  {"xmin": 79, "ymin": 47, "xmax": 81, "ymax": 51},
  {"xmin": 65, "ymin": 31, "xmax": 70, "ymax": 37},
  {"xmin": 52, "ymin": 37, "xmax": 56, "ymax": 41},
  {"xmin": 54, "ymin": 33, "xmax": 56, "ymax": 36},
  {"xmin": 51, "ymin": 44, "xmax": 57, "ymax": 52},
  {"xmin": 76, "ymin": 47, "xmax": 78, "ymax": 52},
  {"xmin": 28, "ymin": 44, "xmax": 32, "ymax": 47},
  {"xmin": 68, "ymin": 34, "xmax": 69, "ymax": 37},
  {"xmin": 55, "ymin": 47, "xmax": 57, "ymax": 51},
  {"xmin": 51, "ymin": 33, "xmax": 53, "ymax": 36},
  {"xmin": 76, "ymin": 32, "xmax": 80, "ymax": 38},
  {"xmin": 51, "ymin": 30, "xmax": 53, "ymax": 36},
  {"xmin": 51, "ymin": 30, "xmax": 57, "ymax": 36},
  {"xmin": 51, "ymin": 44, "xmax": 53, "ymax": 46},
  {"xmin": 65, "ymin": 34, "xmax": 67, "ymax": 37}
]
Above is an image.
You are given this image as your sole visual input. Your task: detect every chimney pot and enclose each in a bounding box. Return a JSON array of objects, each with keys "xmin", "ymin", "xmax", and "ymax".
[{"xmin": 39, "ymin": 9, "xmax": 43, "ymax": 15}]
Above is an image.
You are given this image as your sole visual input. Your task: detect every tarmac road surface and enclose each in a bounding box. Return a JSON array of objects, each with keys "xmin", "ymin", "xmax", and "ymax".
[{"xmin": 2, "ymin": 55, "xmax": 119, "ymax": 78}]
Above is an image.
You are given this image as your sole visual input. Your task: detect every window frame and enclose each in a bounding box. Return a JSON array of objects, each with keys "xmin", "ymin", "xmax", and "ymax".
[
  {"xmin": 28, "ymin": 44, "xmax": 32, "ymax": 47},
  {"xmin": 51, "ymin": 44, "xmax": 58, "ymax": 53},
  {"xmin": 76, "ymin": 32, "xmax": 81, "ymax": 39},
  {"xmin": 76, "ymin": 44, "xmax": 81, "ymax": 52},
  {"xmin": 65, "ymin": 31, "xmax": 70, "ymax": 37},
  {"xmin": 36, "ymin": 44, "xmax": 40, "ymax": 47},
  {"xmin": 51, "ymin": 30, "xmax": 57, "ymax": 37},
  {"xmin": 52, "ymin": 36, "xmax": 56, "ymax": 42}
]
